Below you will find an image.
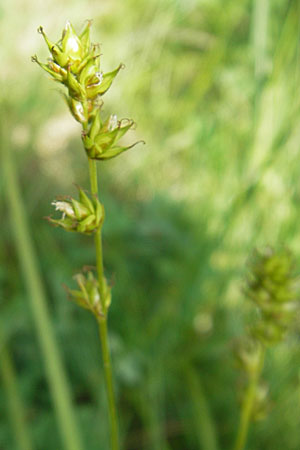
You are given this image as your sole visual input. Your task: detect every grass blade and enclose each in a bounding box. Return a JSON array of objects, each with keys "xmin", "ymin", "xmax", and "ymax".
[
  {"xmin": 1, "ymin": 115, "xmax": 83, "ymax": 450},
  {"xmin": 186, "ymin": 366, "xmax": 219, "ymax": 450},
  {"xmin": 0, "ymin": 337, "xmax": 33, "ymax": 450}
]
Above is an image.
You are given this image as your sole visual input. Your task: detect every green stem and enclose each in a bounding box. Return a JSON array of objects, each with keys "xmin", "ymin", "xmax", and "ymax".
[
  {"xmin": 0, "ymin": 340, "xmax": 33, "ymax": 450},
  {"xmin": 88, "ymin": 158, "xmax": 119, "ymax": 450},
  {"xmin": 186, "ymin": 366, "xmax": 219, "ymax": 450},
  {"xmin": 1, "ymin": 123, "xmax": 83, "ymax": 450},
  {"xmin": 252, "ymin": 0, "xmax": 269, "ymax": 80},
  {"xmin": 98, "ymin": 317, "xmax": 119, "ymax": 450},
  {"xmin": 233, "ymin": 346, "xmax": 265, "ymax": 450}
]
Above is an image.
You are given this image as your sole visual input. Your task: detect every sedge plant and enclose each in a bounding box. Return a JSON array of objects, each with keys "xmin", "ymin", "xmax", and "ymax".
[
  {"xmin": 33, "ymin": 20, "xmax": 143, "ymax": 450},
  {"xmin": 233, "ymin": 247, "xmax": 299, "ymax": 450}
]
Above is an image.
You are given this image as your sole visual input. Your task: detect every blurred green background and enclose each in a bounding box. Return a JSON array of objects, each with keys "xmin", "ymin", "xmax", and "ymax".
[{"xmin": 1, "ymin": 0, "xmax": 300, "ymax": 449}]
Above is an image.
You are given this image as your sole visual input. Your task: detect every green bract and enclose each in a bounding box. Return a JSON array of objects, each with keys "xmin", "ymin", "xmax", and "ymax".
[{"xmin": 48, "ymin": 187, "xmax": 104, "ymax": 235}]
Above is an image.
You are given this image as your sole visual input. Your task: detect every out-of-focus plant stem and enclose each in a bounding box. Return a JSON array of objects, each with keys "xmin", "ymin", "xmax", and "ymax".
[
  {"xmin": 0, "ymin": 338, "xmax": 33, "ymax": 450},
  {"xmin": 186, "ymin": 366, "xmax": 219, "ymax": 450},
  {"xmin": 252, "ymin": 0, "xmax": 269, "ymax": 80},
  {"xmin": 1, "ymin": 118, "xmax": 83, "ymax": 450},
  {"xmin": 233, "ymin": 346, "xmax": 265, "ymax": 450},
  {"xmin": 88, "ymin": 158, "xmax": 119, "ymax": 450}
]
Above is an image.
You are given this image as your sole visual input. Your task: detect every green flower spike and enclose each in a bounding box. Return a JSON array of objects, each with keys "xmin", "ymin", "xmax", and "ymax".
[
  {"xmin": 66, "ymin": 271, "xmax": 111, "ymax": 319},
  {"xmin": 48, "ymin": 187, "xmax": 104, "ymax": 234},
  {"xmin": 233, "ymin": 247, "xmax": 299, "ymax": 450},
  {"xmin": 34, "ymin": 20, "xmax": 145, "ymax": 163},
  {"xmin": 246, "ymin": 247, "xmax": 299, "ymax": 345},
  {"xmin": 33, "ymin": 21, "xmax": 121, "ymax": 101},
  {"xmin": 82, "ymin": 113, "xmax": 144, "ymax": 160}
]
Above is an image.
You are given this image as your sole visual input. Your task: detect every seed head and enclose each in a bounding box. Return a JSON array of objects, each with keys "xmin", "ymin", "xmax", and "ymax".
[
  {"xmin": 47, "ymin": 186, "xmax": 104, "ymax": 234},
  {"xmin": 245, "ymin": 247, "xmax": 299, "ymax": 345},
  {"xmin": 66, "ymin": 270, "xmax": 111, "ymax": 318},
  {"xmin": 33, "ymin": 21, "xmax": 144, "ymax": 160}
]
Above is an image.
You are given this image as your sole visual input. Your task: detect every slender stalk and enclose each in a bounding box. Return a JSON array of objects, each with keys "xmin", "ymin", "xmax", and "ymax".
[
  {"xmin": 252, "ymin": 0, "xmax": 269, "ymax": 80},
  {"xmin": 1, "ymin": 122, "xmax": 83, "ymax": 450},
  {"xmin": 233, "ymin": 346, "xmax": 265, "ymax": 450},
  {"xmin": 186, "ymin": 366, "xmax": 219, "ymax": 450},
  {"xmin": 0, "ymin": 340, "xmax": 33, "ymax": 450},
  {"xmin": 98, "ymin": 317, "xmax": 119, "ymax": 450},
  {"xmin": 88, "ymin": 158, "xmax": 119, "ymax": 450}
]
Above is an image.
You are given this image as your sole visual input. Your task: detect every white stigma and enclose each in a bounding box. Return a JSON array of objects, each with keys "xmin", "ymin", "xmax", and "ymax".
[
  {"xmin": 95, "ymin": 72, "xmax": 103, "ymax": 85},
  {"xmin": 108, "ymin": 114, "xmax": 118, "ymax": 131},
  {"xmin": 52, "ymin": 201, "xmax": 74, "ymax": 217}
]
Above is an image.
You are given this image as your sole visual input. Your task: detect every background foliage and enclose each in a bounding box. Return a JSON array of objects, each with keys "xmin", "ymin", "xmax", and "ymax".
[{"xmin": 1, "ymin": 0, "xmax": 300, "ymax": 449}]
